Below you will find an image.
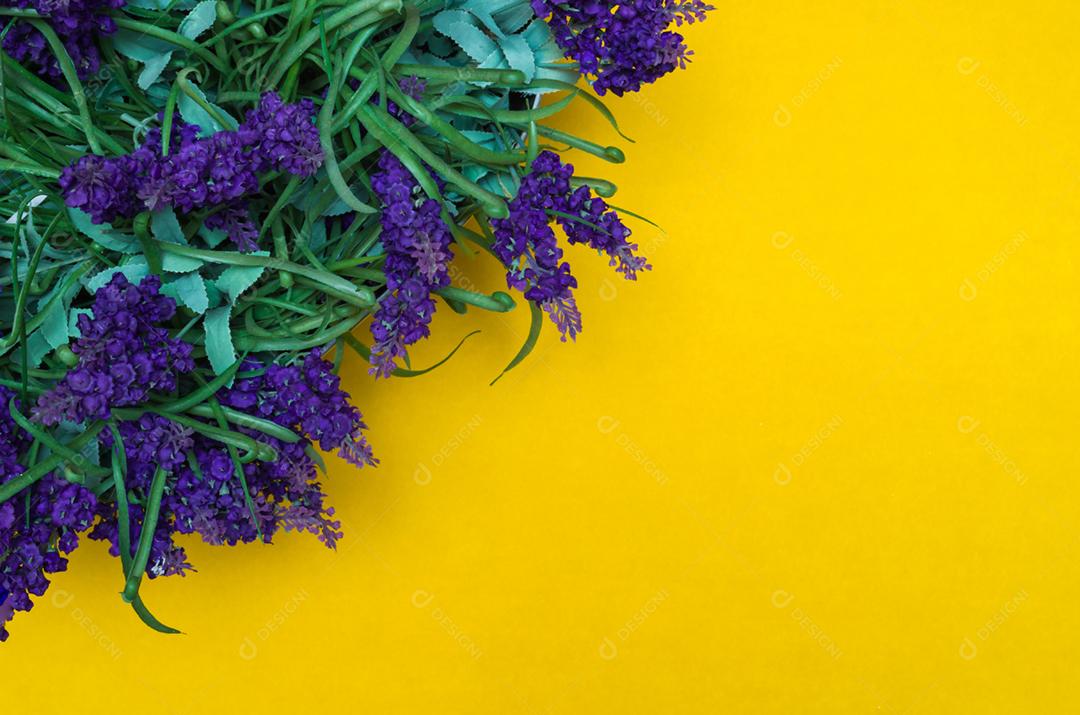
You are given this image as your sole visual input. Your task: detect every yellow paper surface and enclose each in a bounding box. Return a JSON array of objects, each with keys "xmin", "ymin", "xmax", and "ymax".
[{"xmin": 5, "ymin": 2, "xmax": 1078, "ymax": 711}]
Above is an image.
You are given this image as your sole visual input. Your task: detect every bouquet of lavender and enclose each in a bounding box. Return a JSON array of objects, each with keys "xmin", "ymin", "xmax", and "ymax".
[{"xmin": 0, "ymin": 0, "xmax": 711, "ymax": 639}]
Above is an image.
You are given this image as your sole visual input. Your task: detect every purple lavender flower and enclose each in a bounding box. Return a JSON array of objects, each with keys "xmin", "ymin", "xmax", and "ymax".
[
  {"xmin": 90, "ymin": 351, "xmax": 375, "ymax": 571},
  {"xmin": 386, "ymin": 76, "xmax": 427, "ymax": 126},
  {"xmin": 368, "ymin": 151, "xmax": 454, "ymax": 377},
  {"xmin": 0, "ymin": 387, "xmax": 97, "ymax": 641},
  {"xmin": 58, "ymin": 154, "xmax": 140, "ymax": 225},
  {"xmin": 60, "ymin": 93, "xmax": 322, "ymax": 252},
  {"xmin": 1, "ymin": 0, "xmax": 125, "ymax": 82},
  {"xmin": 205, "ymin": 202, "xmax": 260, "ymax": 253},
  {"xmin": 220, "ymin": 350, "xmax": 376, "ymax": 466},
  {"xmin": 243, "ymin": 93, "xmax": 324, "ymax": 177},
  {"xmin": 492, "ymin": 151, "xmax": 648, "ymax": 340},
  {"xmin": 532, "ymin": 0, "xmax": 713, "ymax": 95},
  {"xmin": 33, "ymin": 273, "xmax": 195, "ymax": 426}
]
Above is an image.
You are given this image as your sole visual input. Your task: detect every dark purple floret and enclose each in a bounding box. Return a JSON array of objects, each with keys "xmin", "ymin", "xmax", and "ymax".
[
  {"xmin": 368, "ymin": 151, "xmax": 454, "ymax": 377},
  {"xmin": 385, "ymin": 76, "xmax": 427, "ymax": 127},
  {"xmin": 0, "ymin": 387, "xmax": 97, "ymax": 642},
  {"xmin": 60, "ymin": 93, "xmax": 323, "ymax": 252},
  {"xmin": 1, "ymin": 0, "xmax": 125, "ymax": 82},
  {"xmin": 58, "ymin": 154, "xmax": 140, "ymax": 225},
  {"xmin": 242, "ymin": 93, "xmax": 324, "ymax": 178},
  {"xmin": 205, "ymin": 202, "xmax": 260, "ymax": 252},
  {"xmin": 89, "ymin": 351, "xmax": 376, "ymax": 571},
  {"xmin": 220, "ymin": 350, "xmax": 376, "ymax": 465},
  {"xmin": 532, "ymin": 0, "xmax": 713, "ymax": 95},
  {"xmin": 492, "ymin": 151, "xmax": 648, "ymax": 340},
  {"xmin": 33, "ymin": 273, "xmax": 194, "ymax": 426}
]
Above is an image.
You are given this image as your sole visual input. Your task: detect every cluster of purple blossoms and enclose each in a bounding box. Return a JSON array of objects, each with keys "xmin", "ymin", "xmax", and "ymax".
[
  {"xmin": 33, "ymin": 273, "xmax": 195, "ymax": 426},
  {"xmin": 59, "ymin": 92, "xmax": 323, "ymax": 252},
  {"xmin": 1, "ymin": 388, "xmax": 97, "ymax": 642},
  {"xmin": 385, "ymin": 76, "xmax": 427, "ymax": 126},
  {"xmin": 0, "ymin": 0, "xmax": 124, "ymax": 82},
  {"xmin": 368, "ymin": 150, "xmax": 454, "ymax": 377},
  {"xmin": 492, "ymin": 151, "xmax": 649, "ymax": 340},
  {"xmin": 90, "ymin": 351, "xmax": 376, "ymax": 576},
  {"xmin": 220, "ymin": 350, "xmax": 376, "ymax": 466},
  {"xmin": 532, "ymin": 0, "xmax": 712, "ymax": 95}
]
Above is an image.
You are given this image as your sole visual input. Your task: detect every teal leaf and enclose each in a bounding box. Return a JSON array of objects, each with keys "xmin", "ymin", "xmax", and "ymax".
[
  {"xmin": 215, "ymin": 259, "xmax": 266, "ymax": 302},
  {"xmin": 523, "ymin": 17, "xmax": 555, "ymax": 51},
  {"xmin": 478, "ymin": 46, "xmax": 505, "ymax": 71},
  {"xmin": 204, "ymin": 281, "xmax": 224, "ymax": 310},
  {"xmin": 198, "ymin": 225, "xmax": 230, "ymax": 249},
  {"xmin": 162, "ymin": 253, "xmax": 204, "ymax": 273},
  {"xmin": 178, "ymin": 81, "xmax": 238, "ymax": 135},
  {"xmin": 433, "ymin": 11, "xmax": 500, "ymax": 64},
  {"xmin": 40, "ymin": 299, "xmax": 69, "ymax": 350},
  {"xmin": 178, "ymin": 0, "xmax": 217, "ymax": 40},
  {"xmin": 204, "ymin": 305, "xmax": 235, "ymax": 375},
  {"xmin": 162, "ymin": 272, "xmax": 209, "ymax": 313},
  {"xmin": 128, "ymin": 0, "xmax": 191, "ymax": 8},
  {"xmin": 112, "ymin": 30, "xmax": 173, "ymax": 62},
  {"xmin": 309, "ymin": 221, "xmax": 327, "ymax": 252},
  {"xmin": 67, "ymin": 209, "xmax": 141, "ymax": 253},
  {"xmin": 322, "ymin": 197, "xmax": 353, "ymax": 217},
  {"xmin": 495, "ymin": 3, "xmax": 534, "ymax": 34},
  {"xmin": 113, "ymin": 30, "xmax": 175, "ymax": 89},
  {"xmin": 151, "ymin": 207, "xmax": 186, "ymax": 245},
  {"xmin": 138, "ymin": 53, "xmax": 172, "ymax": 90},
  {"xmin": 460, "ymin": 6, "xmax": 502, "ymax": 37},
  {"xmin": 499, "ymin": 35, "xmax": 537, "ymax": 82},
  {"xmin": 26, "ymin": 331, "xmax": 51, "ymax": 368}
]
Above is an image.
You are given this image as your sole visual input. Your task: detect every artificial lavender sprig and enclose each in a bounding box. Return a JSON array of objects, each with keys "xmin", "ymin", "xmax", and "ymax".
[
  {"xmin": 533, "ymin": 0, "xmax": 713, "ymax": 95},
  {"xmin": 368, "ymin": 151, "xmax": 454, "ymax": 377},
  {"xmin": 32, "ymin": 273, "xmax": 194, "ymax": 426},
  {"xmin": 0, "ymin": 0, "xmax": 125, "ymax": 81},
  {"xmin": 59, "ymin": 93, "xmax": 323, "ymax": 252},
  {"xmin": 493, "ymin": 151, "xmax": 648, "ymax": 340}
]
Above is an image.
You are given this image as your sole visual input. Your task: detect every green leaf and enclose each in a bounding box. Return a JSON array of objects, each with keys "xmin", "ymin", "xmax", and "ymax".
[
  {"xmin": 25, "ymin": 331, "xmax": 51, "ymax": 368},
  {"xmin": 67, "ymin": 209, "xmax": 142, "ymax": 254},
  {"xmin": 204, "ymin": 280, "xmax": 224, "ymax": 309},
  {"xmin": 434, "ymin": 11, "xmax": 500, "ymax": 64},
  {"xmin": 39, "ymin": 298, "xmax": 69, "ymax": 350},
  {"xmin": 127, "ymin": 0, "xmax": 179, "ymax": 8},
  {"xmin": 204, "ymin": 305, "xmax": 235, "ymax": 375},
  {"xmin": 113, "ymin": 30, "xmax": 175, "ymax": 89},
  {"xmin": 215, "ymin": 260, "xmax": 266, "ymax": 302},
  {"xmin": 322, "ymin": 197, "xmax": 353, "ymax": 217},
  {"xmin": 138, "ymin": 53, "xmax": 173, "ymax": 90},
  {"xmin": 162, "ymin": 272, "xmax": 209, "ymax": 313},
  {"xmin": 178, "ymin": 81, "xmax": 238, "ymax": 135},
  {"xmin": 178, "ymin": 0, "xmax": 217, "ymax": 40},
  {"xmin": 151, "ymin": 207, "xmax": 186, "ymax": 245},
  {"xmin": 499, "ymin": 35, "xmax": 536, "ymax": 82},
  {"xmin": 162, "ymin": 253, "xmax": 204, "ymax": 273},
  {"xmin": 198, "ymin": 225, "xmax": 229, "ymax": 249},
  {"xmin": 491, "ymin": 300, "xmax": 543, "ymax": 385},
  {"xmin": 112, "ymin": 29, "xmax": 173, "ymax": 62},
  {"xmin": 494, "ymin": 2, "xmax": 534, "ymax": 33}
]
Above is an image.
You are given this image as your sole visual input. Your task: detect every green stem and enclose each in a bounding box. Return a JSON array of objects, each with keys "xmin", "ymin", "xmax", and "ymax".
[
  {"xmin": 114, "ymin": 17, "xmax": 230, "ymax": 74},
  {"xmin": 157, "ymin": 242, "xmax": 375, "ymax": 306},
  {"xmin": 268, "ymin": 0, "xmax": 402, "ymax": 86},
  {"xmin": 122, "ymin": 465, "xmax": 168, "ymax": 603},
  {"xmin": 28, "ymin": 19, "xmax": 102, "ymax": 154}
]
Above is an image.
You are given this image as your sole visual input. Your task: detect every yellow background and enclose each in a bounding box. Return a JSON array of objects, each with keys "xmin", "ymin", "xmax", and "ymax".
[{"xmin": 4, "ymin": 1, "xmax": 1080, "ymax": 711}]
